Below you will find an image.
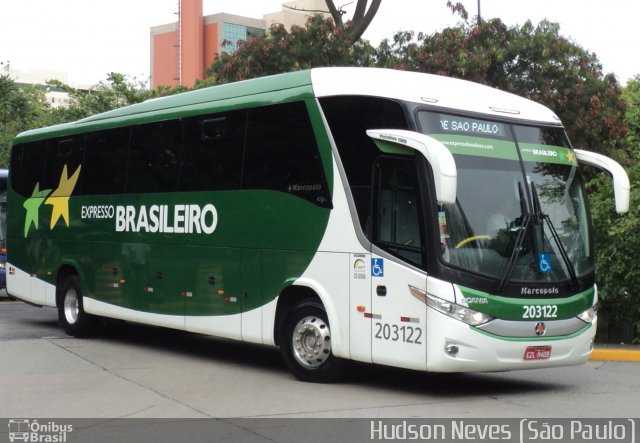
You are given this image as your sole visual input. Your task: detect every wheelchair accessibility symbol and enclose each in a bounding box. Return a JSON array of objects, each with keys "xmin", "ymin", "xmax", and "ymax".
[
  {"xmin": 371, "ymin": 258, "xmax": 384, "ymax": 277},
  {"xmin": 538, "ymin": 253, "xmax": 551, "ymax": 273}
]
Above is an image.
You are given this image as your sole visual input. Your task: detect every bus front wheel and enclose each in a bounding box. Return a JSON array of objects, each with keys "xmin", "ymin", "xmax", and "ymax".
[
  {"xmin": 58, "ymin": 275, "xmax": 93, "ymax": 337},
  {"xmin": 280, "ymin": 301, "xmax": 343, "ymax": 383}
]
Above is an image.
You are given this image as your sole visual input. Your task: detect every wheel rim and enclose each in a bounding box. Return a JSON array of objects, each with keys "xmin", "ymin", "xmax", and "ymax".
[
  {"xmin": 291, "ymin": 315, "xmax": 332, "ymax": 368},
  {"xmin": 64, "ymin": 289, "xmax": 79, "ymax": 325}
]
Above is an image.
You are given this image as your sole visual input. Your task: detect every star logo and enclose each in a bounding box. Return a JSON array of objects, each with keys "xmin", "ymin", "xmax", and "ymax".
[
  {"xmin": 44, "ymin": 164, "xmax": 82, "ymax": 230},
  {"xmin": 23, "ymin": 183, "xmax": 52, "ymax": 238},
  {"xmin": 566, "ymin": 151, "xmax": 575, "ymax": 163}
]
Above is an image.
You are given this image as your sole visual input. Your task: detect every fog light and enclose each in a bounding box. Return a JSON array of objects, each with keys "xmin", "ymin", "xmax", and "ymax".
[{"xmin": 445, "ymin": 344, "xmax": 459, "ymax": 356}]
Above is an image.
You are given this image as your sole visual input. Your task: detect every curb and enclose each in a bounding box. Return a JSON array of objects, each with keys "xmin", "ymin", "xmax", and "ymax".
[{"xmin": 590, "ymin": 348, "xmax": 640, "ymax": 362}]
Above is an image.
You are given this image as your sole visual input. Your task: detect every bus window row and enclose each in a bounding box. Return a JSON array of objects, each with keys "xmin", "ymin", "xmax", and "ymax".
[{"xmin": 10, "ymin": 101, "xmax": 332, "ymax": 208}]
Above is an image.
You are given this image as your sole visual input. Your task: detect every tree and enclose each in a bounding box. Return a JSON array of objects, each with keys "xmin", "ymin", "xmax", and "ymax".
[
  {"xmin": 208, "ymin": 15, "xmax": 376, "ymax": 84},
  {"xmin": 324, "ymin": 0, "xmax": 382, "ymax": 43},
  {"xmin": 588, "ymin": 163, "xmax": 640, "ymax": 343},
  {"xmin": 622, "ymin": 75, "xmax": 640, "ymax": 152},
  {"xmin": 48, "ymin": 73, "xmax": 155, "ymax": 121},
  {"xmin": 377, "ymin": 19, "xmax": 628, "ymax": 161},
  {"xmin": 207, "ymin": 1, "xmax": 479, "ymax": 84},
  {"xmin": 0, "ymin": 73, "xmax": 184, "ymax": 167},
  {"xmin": 0, "ymin": 75, "xmax": 56, "ymax": 167}
]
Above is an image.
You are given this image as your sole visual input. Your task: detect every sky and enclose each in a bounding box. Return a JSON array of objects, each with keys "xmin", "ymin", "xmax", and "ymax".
[{"xmin": 1, "ymin": 0, "xmax": 639, "ymax": 87}]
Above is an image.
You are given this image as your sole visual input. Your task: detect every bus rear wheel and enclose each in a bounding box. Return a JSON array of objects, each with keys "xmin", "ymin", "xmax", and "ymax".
[
  {"xmin": 58, "ymin": 275, "xmax": 93, "ymax": 337},
  {"xmin": 280, "ymin": 301, "xmax": 343, "ymax": 383}
]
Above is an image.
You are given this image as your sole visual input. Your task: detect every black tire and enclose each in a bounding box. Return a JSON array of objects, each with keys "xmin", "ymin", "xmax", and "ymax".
[
  {"xmin": 57, "ymin": 275, "xmax": 94, "ymax": 337},
  {"xmin": 279, "ymin": 301, "xmax": 344, "ymax": 383}
]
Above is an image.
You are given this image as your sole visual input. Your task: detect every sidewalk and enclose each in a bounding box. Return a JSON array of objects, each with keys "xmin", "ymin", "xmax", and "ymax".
[{"xmin": 591, "ymin": 344, "xmax": 640, "ymax": 362}]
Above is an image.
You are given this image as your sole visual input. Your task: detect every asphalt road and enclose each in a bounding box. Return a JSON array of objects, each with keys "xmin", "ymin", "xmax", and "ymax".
[
  {"xmin": 1, "ymin": 299, "xmax": 638, "ymax": 418},
  {"xmin": 1, "ymin": 298, "xmax": 639, "ymax": 442}
]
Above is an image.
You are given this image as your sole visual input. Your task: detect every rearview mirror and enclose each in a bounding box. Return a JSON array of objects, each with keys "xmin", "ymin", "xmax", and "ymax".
[
  {"xmin": 575, "ymin": 149, "xmax": 630, "ymax": 214},
  {"xmin": 367, "ymin": 129, "xmax": 457, "ymax": 204}
]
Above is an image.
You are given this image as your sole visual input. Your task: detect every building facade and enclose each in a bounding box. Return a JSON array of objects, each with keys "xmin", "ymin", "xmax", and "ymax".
[
  {"xmin": 264, "ymin": 0, "xmax": 330, "ymax": 29},
  {"xmin": 150, "ymin": 0, "xmax": 330, "ymax": 88}
]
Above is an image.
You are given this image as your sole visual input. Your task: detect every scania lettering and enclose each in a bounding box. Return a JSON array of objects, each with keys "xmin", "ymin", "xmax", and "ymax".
[{"xmin": 7, "ymin": 68, "xmax": 629, "ymax": 382}]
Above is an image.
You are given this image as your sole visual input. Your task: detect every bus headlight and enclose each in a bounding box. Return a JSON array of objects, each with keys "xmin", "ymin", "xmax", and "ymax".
[
  {"xmin": 425, "ymin": 292, "xmax": 493, "ymax": 326},
  {"xmin": 577, "ymin": 305, "xmax": 597, "ymax": 323}
]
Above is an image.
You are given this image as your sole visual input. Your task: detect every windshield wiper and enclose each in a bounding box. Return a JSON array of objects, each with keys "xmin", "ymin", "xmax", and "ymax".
[
  {"xmin": 530, "ymin": 183, "xmax": 579, "ymax": 289},
  {"xmin": 496, "ymin": 182, "xmax": 531, "ymax": 293}
]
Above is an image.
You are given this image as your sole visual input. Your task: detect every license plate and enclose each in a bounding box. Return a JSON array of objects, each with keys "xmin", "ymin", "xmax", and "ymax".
[{"xmin": 524, "ymin": 345, "xmax": 551, "ymax": 360}]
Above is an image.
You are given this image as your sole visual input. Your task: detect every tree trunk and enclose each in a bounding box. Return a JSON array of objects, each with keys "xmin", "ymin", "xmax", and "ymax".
[{"xmin": 325, "ymin": 0, "xmax": 383, "ymax": 43}]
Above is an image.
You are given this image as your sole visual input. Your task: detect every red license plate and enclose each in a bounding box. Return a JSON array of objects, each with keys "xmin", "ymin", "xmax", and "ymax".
[{"xmin": 524, "ymin": 345, "xmax": 552, "ymax": 360}]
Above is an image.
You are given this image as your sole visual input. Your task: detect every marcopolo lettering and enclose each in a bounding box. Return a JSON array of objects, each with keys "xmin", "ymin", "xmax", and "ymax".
[
  {"xmin": 115, "ymin": 204, "xmax": 218, "ymax": 234},
  {"xmin": 520, "ymin": 286, "xmax": 560, "ymax": 296}
]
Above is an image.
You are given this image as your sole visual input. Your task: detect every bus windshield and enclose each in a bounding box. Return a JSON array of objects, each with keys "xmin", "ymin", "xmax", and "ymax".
[{"xmin": 419, "ymin": 112, "xmax": 593, "ymax": 285}]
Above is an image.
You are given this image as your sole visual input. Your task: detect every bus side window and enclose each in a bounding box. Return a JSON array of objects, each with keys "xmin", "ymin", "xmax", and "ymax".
[
  {"xmin": 43, "ymin": 137, "xmax": 84, "ymax": 194},
  {"xmin": 201, "ymin": 117, "xmax": 226, "ymax": 141},
  {"xmin": 372, "ymin": 156, "xmax": 424, "ymax": 266},
  {"xmin": 243, "ymin": 101, "xmax": 332, "ymax": 208},
  {"xmin": 179, "ymin": 110, "xmax": 245, "ymax": 192},
  {"xmin": 128, "ymin": 120, "xmax": 182, "ymax": 194},
  {"xmin": 83, "ymin": 127, "xmax": 130, "ymax": 195},
  {"xmin": 319, "ymin": 96, "xmax": 409, "ymax": 232},
  {"xmin": 10, "ymin": 141, "xmax": 47, "ymax": 197}
]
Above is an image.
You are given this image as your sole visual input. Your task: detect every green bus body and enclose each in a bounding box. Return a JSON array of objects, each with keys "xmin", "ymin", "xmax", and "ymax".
[
  {"xmin": 8, "ymin": 68, "xmax": 628, "ymax": 381},
  {"xmin": 9, "ymin": 71, "xmax": 330, "ymax": 320}
]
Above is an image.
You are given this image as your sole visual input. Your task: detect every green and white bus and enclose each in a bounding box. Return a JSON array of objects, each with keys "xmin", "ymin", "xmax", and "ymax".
[{"xmin": 7, "ymin": 68, "xmax": 629, "ymax": 382}]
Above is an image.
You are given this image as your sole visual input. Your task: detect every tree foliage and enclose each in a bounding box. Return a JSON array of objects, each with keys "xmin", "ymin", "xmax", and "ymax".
[
  {"xmin": 589, "ymin": 76, "xmax": 640, "ymax": 343},
  {"xmin": 48, "ymin": 72, "xmax": 155, "ymax": 121},
  {"xmin": 0, "ymin": 75, "xmax": 56, "ymax": 166},
  {"xmin": 622, "ymin": 75, "xmax": 640, "ymax": 150},
  {"xmin": 588, "ymin": 164, "xmax": 640, "ymax": 343},
  {"xmin": 208, "ymin": 15, "xmax": 376, "ymax": 84},
  {"xmin": 0, "ymin": 73, "xmax": 181, "ymax": 168},
  {"xmin": 378, "ymin": 19, "xmax": 627, "ymax": 161}
]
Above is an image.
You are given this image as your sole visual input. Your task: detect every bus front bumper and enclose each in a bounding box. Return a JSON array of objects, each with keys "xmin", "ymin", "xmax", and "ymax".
[{"xmin": 426, "ymin": 309, "xmax": 595, "ymax": 372}]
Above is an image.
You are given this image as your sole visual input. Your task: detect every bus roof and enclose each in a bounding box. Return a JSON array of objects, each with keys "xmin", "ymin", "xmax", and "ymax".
[
  {"xmin": 310, "ymin": 68, "xmax": 561, "ymax": 125},
  {"xmin": 14, "ymin": 67, "xmax": 561, "ymax": 143}
]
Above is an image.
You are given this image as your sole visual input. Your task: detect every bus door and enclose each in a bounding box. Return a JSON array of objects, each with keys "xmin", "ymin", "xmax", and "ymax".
[{"xmin": 369, "ymin": 156, "xmax": 428, "ymax": 371}]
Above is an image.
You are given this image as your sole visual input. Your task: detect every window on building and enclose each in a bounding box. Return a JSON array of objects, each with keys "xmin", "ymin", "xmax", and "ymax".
[{"xmin": 222, "ymin": 23, "xmax": 265, "ymax": 52}]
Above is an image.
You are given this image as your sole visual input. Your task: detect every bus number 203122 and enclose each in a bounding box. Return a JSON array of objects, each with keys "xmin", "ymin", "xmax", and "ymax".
[
  {"xmin": 522, "ymin": 305, "xmax": 558, "ymax": 319},
  {"xmin": 375, "ymin": 322, "xmax": 423, "ymax": 344}
]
